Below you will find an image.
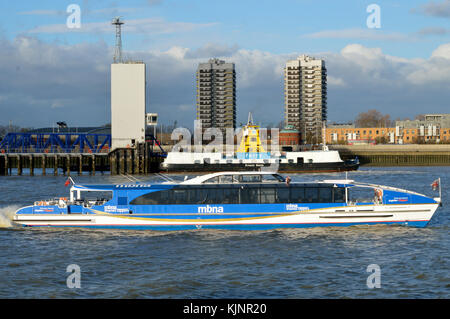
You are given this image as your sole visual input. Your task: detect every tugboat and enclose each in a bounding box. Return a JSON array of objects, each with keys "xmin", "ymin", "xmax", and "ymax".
[
  {"xmin": 161, "ymin": 114, "xmax": 359, "ymax": 173},
  {"xmin": 13, "ymin": 172, "xmax": 441, "ymax": 230}
]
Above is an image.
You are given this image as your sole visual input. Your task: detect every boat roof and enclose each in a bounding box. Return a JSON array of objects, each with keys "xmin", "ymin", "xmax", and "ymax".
[
  {"xmin": 180, "ymin": 171, "xmax": 285, "ymax": 185},
  {"xmin": 69, "ymin": 171, "xmax": 428, "ymax": 197}
]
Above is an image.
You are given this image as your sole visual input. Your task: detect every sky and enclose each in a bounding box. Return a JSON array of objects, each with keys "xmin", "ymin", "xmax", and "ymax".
[{"xmin": 0, "ymin": 0, "xmax": 450, "ymax": 129}]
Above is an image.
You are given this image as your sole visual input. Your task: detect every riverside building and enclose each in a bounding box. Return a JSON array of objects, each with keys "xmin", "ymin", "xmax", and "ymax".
[
  {"xmin": 325, "ymin": 114, "xmax": 450, "ymax": 144},
  {"xmin": 196, "ymin": 59, "xmax": 236, "ymax": 134},
  {"xmin": 284, "ymin": 55, "xmax": 327, "ymax": 144}
]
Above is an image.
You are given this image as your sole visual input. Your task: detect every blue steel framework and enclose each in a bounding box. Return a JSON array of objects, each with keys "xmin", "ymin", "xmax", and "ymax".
[
  {"xmin": 0, "ymin": 132, "xmax": 167, "ymax": 155},
  {"xmin": 0, "ymin": 132, "xmax": 111, "ymax": 154}
]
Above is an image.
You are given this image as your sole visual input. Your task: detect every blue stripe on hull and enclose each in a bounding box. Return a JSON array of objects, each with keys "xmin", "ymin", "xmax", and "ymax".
[{"xmin": 21, "ymin": 220, "xmax": 429, "ymax": 230}]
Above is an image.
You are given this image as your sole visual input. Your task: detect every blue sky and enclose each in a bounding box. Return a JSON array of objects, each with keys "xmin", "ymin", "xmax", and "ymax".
[
  {"xmin": 3, "ymin": 0, "xmax": 447, "ymax": 57},
  {"xmin": 0, "ymin": 0, "xmax": 449, "ymax": 128}
]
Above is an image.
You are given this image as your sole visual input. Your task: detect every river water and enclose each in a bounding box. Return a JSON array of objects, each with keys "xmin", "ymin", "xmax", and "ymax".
[{"xmin": 0, "ymin": 166, "xmax": 448, "ymax": 298}]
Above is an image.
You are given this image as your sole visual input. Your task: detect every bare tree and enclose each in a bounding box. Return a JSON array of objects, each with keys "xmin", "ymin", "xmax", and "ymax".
[
  {"xmin": 355, "ymin": 109, "xmax": 393, "ymax": 127},
  {"xmin": 415, "ymin": 114, "xmax": 425, "ymax": 121}
]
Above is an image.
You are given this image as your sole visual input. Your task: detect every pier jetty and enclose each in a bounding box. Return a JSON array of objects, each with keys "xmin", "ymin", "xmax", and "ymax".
[
  {"xmin": 0, "ymin": 153, "xmax": 109, "ymax": 176},
  {"xmin": 329, "ymin": 144, "xmax": 450, "ymax": 166},
  {"xmin": 108, "ymin": 143, "xmax": 165, "ymax": 175}
]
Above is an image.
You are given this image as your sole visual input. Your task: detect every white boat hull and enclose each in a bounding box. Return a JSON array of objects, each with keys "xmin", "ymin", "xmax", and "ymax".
[{"xmin": 13, "ymin": 203, "xmax": 439, "ymax": 230}]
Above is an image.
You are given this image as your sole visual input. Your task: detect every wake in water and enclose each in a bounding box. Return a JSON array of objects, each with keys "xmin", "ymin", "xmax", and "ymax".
[{"xmin": 0, "ymin": 205, "xmax": 19, "ymax": 228}]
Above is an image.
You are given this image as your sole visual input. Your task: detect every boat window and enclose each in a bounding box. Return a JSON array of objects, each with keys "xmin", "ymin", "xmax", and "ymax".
[
  {"xmin": 189, "ymin": 188, "xmax": 206, "ymax": 204},
  {"xmin": 276, "ymin": 187, "xmax": 290, "ymax": 203},
  {"xmin": 333, "ymin": 188, "xmax": 346, "ymax": 203},
  {"xmin": 260, "ymin": 188, "xmax": 276, "ymax": 204},
  {"xmin": 78, "ymin": 191, "xmax": 113, "ymax": 202},
  {"xmin": 261, "ymin": 174, "xmax": 285, "ymax": 183},
  {"xmin": 240, "ymin": 175, "xmax": 262, "ymax": 183},
  {"xmin": 304, "ymin": 187, "xmax": 319, "ymax": 203},
  {"xmin": 186, "ymin": 188, "xmax": 202, "ymax": 204},
  {"xmin": 349, "ymin": 187, "xmax": 374, "ymax": 204},
  {"xmin": 240, "ymin": 186, "xmax": 260, "ymax": 204},
  {"xmin": 204, "ymin": 188, "xmax": 223, "ymax": 204},
  {"xmin": 130, "ymin": 191, "xmax": 161, "ymax": 205},
  {"xmin": 223, "ymin": 188, "xmax": 240, "ymax": 204},
  {"xmin": 219, "ymin": 175, "xmax": 234, "ymax": 184},
  {"xmin": 159, "ymin": 189, "xmax": 171, "ymax": 204},
  {"xmin": 290, "ymin": 186, "xmax": 305, "ymax": 203},
  {"xmin": 318, "ymin": 188, "xmax": 333, "ymax": 203},
  {"xmin": 130, "ymin": 185, "xmax": 347, "ymax": 206},
  {"xmin": 272, "ymin": 174, "xmax": 285, "ymax": 182},
  {"xmin": 172, "ymin": 189, "xmax": 186, "ymax": 204},
  {"xmin": 204, "ymin": 177, "xmax": 219, "ymax": 184}
]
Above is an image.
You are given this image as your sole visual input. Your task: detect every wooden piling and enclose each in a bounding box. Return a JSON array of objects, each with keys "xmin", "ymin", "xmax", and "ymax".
[
  {"xmin": 29, "ymin": 155, "xmax": 34, "ymax": 176},
  {"xmin": 91, "ymin": 155, "xmax": 96, "ymax": 176},
  {"xmin": 78, "ymin": 155, "xmax": 83, "ymax": 175},
  {"xmin": 42, "ymin": 155, "xmax": 46, "ymax": 176},
  {"xmin": 5, "ymin": 155, "xmax": 9, "ymax": 176},
  {"xmin": 66, "ymin": 156, "xmax": 71, "ymax": 176},
  {"xmin": 0, "ymin": 156, "xmax": 4, "ymax": 176},
  {"xmin": 54, "ymin": 155, "xmax": 58, "ymax": 176},
  {"xmin": 17, "ymin": 155, "xmax": 22, "ymax": 176}
]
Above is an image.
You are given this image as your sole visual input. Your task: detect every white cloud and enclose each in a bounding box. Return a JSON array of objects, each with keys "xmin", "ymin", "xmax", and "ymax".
[
  {"xmin": 431, "ymin": 43, "xmax": 450, "ymax": 58},
  {"xmin": 1, "ymin": 35, "xmax": 450, "ymax": 128},
  {"xmin": 416, "ymin": 26, "xmax": 450, "ymax": 36},
  {"xmin": 27, "ymin": 17, "xmax": 218, "ymax": 35},
  {"xmin": 302, "ymin": 28, "xmax": 415, "ymax": 42},
  {"xmin": 19, "ymin": 10, "xmax": 65, "ymax": 16},
  {"xmin": 412, "ymin": 0, "xmax": 450, "ymax": 18},
  {"xmin": 327, "ymin": 76, "xmax": 347, "ymax": 87}
]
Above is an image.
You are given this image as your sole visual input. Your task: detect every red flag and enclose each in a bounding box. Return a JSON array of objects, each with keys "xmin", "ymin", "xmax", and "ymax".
[
  {"xmin": 431, "ymin": 179, "xmax": 439, "ymax": 191},
  {"xmin": 64, "ymin": 178, "xmax": 71, "ymax": 187}
]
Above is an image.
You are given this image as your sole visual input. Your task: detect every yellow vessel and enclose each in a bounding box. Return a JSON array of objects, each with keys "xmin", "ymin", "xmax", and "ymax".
[{"xmin": 236, "ymin": 113, "xmax": 271, "ymax": 159}]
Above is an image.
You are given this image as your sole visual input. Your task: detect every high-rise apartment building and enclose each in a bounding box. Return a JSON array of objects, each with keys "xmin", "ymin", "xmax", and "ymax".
[
  {"xmin": 196, "ymin": 59, "xmax": 236, "ymax": 133},
  {"xmin": 284, "ymin": 55, "xmax": 327, "ymax": 143}
]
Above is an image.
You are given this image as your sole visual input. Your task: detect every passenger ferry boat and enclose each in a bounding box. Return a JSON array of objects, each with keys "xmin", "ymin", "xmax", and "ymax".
[
  {"xmin": 161, "ymin": 115, "xmax": 359, "ymax": 173},
  {"xmin": 13, "ymin": 172, "xmax": 441, "ymax": 230}
]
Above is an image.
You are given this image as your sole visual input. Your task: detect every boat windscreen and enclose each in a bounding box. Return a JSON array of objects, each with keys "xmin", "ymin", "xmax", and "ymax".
[
  {"xmin": 77, "ymin": 190, "xmax": 113, "ymax": 202},
  {"xmin": 348, "ymin": 187, "xmax": 375, "ymax": 204}
]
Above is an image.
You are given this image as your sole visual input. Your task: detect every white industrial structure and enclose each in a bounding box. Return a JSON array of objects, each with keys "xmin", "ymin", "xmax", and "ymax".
[
  {"xmin": 109, "ymin": 18, "xmax": 148, "ymax": 151},
  {"xmin": 111, "ymin": 62, "xmax": 147, "ymax": 150}
]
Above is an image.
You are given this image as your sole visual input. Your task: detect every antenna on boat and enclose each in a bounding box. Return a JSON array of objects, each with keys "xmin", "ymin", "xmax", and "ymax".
[{"xmin": 247, "ymin": 112, "xmax": 254, "ymax": 125}]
